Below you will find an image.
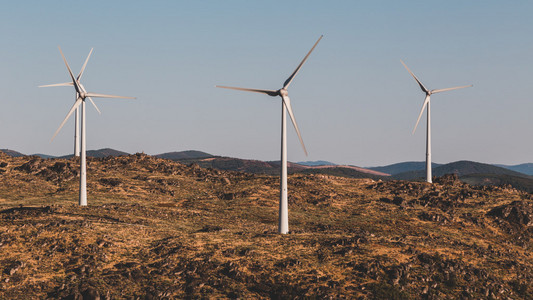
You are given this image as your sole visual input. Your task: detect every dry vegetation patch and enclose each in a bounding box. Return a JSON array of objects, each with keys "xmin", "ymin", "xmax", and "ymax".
[{"xmin": 0, "ymin": 153, "xmax": 531, "ymax": 299}]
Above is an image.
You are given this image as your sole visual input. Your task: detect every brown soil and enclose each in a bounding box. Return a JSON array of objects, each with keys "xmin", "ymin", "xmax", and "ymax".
[{"xmin": 0, "ymin": 152, "xmax": 531, "ymax": 299}]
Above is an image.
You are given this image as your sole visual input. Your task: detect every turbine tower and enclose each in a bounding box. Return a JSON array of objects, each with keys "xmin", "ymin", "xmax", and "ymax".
[
  {"xmin": 40, "ymin": 49, "xmax": 100, "ymax": 157},
  {"xmin": 217, "ymin": 35, "xmax": 322, "ymax": 234},
  {"xmin": 401, "ymin": 60, "xmax": 472, "ymax": 183},
  {"xmin": 42, "ymin": 47, "xmax": 134, "ymax": 206}
]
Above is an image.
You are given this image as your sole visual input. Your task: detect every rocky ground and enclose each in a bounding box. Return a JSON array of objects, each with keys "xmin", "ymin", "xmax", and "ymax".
[{"xmin": 0, "ymin": 151, "xmax": 531, "ymax": 299}]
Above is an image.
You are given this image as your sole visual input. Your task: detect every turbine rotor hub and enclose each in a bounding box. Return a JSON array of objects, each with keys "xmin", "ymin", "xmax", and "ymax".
[{"xmin": 279, "ymin": 89, "xmax": 288, "ymax": 97}]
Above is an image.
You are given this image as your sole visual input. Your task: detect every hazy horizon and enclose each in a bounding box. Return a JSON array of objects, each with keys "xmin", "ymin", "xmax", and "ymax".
[{"xmin": 1, "ymin": 1, "xmax": 532, "ymax": 166}]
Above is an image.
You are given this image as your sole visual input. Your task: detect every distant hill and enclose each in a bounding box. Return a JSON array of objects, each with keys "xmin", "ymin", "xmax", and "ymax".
[
  {"xmin": 159, "ymin": 154, "xmax": 385, "ymax": 179},
  {"xmin": 392, "ymin": 161, "xmax": 533, "ymax": 192},
  {"xmin": 155, "ymin": 150, "xmax": 213, "ymax": 161},
  {"xmin": 1, "ymin": 148, "xmax": 130, "ymax": 159},
  {"xmin": 0, "ymin": 149, "xmax": 25, "ymax": 157},
  {"xmin": 296, "ymin": 166, "xmax": 388, "ymax": 180},
  {"xmin": 87, "ymin": 148, "xmax": 129, "ymax": 158},
  {"xmin": 297, "ymin": 164, "xmax": 390, "ymax": 177},
  {"xmin": 384, "ymin": 160, "xmax": 533, "ymax": 193},
  {"xmin": 185, "ymin": 157, "xmax": 297, "ymax": 175},
  {"xmin": 32, "ymin": 154, "xmax": 57, "ymax": 159},
  {"xmin": 496, "ymin": 163, "xmax": 533, "ymax": 176},
  {"xmin": 368, "ymin": 161, "xmax": 443, "ymax": 175},
  {"xmin": 460, "ymin": 173, "xmax": 533, "ymax": 193},
  {"xmin": 394, "ymin": 160, "xmax": 529, "ymax": 180},
  {"xmin": 297, "ymin": 160, "xmax": 336, "ymax": 167},
  {"xmin": 6, "ymin": 147, "xmax": 533, "ymax": 190},
  {"xmin": 59, "ymin": 148, "xmax": 130, "ymax": 159}
]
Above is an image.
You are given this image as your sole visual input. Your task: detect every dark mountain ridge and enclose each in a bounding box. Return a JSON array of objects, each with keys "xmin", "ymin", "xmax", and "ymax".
[
  {"xmin": 0, "ymin": 149, "xmax": 25, "ymax": 157},
  {"xmin": 155, "ymin": 150, "xmax": 213, "ymax": 160},
  {"xmin": 58, "ymin": 148, "xmax": 130, "ymax": 159},
  {"xmin": 496, "ymin": 163, "xmax": 533, "ymax": 176},
  {"xmin": 394, "ymin": 160, "xmax": 530, "ymax": 180},
  {"xmin": 368, "ymin": 161, "xmax": 443, "ymax": 175},
  {"xmin": 297, "ymin": 160, "xmax": 337, "ymax": 166}
]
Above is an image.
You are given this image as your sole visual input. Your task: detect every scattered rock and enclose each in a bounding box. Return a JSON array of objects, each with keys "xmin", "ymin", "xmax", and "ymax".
[
  {"xmin": 99, "ymin": 178, "xmax": 122, "ymax": 187},
  {"xmin": 197, "ymin": 225, "xmax": 223, "ymax": 233},
  {"xmin": 488, "ymin": 200, "xmax": 533, "ymax": 227},
  {"xmin": 434, "ymin": 174, "xmax": 462, "ymax": 186},
  {"xmin": 81, "ymin": 287, "xmax": 100, "ymax": 300},
  {"xmin": 14, "ymin": 157, "xmax": 44, "ymax": 173}
]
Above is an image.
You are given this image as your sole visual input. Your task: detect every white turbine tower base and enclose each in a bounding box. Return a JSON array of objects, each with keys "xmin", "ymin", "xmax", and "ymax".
[
  {"xmin": 80, "ymin": 100, "xmax": 87, "ymax": 206},
  {"xmin": 279, "ymin": 101, "xmax": 288, "ymax": 233},
  {"xmin": 401, "ymin": 60, "xmax": 472, "ymax": 183},
  {"xmin": 41, "ymin": 46, "xmax": 135, "ymax": 206},
  {"xmin": 74, "ymin": 106, "xmax": 80, "ymax": 157},
  {"xmin": 217, "ymin": 35, "xmax": 322, "ymax": 234}
]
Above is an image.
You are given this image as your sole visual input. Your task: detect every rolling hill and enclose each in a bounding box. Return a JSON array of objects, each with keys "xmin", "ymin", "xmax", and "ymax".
[
  {"xmin": 156, "ymin": 153, "xmax": 384, "ymax": 178},
  {"xmin": 185, "ymin": 157, "xmax": 386, "ymax": 178},
  {"xmin": 173, "ymin": 156, "xmax": 303, "ymax": 175},
  {"xmin": 32, "ymin": 154, "xmax": 57, "ymax": 159},
  {"xmin": 496, "ymin": 163, "xmax": 533, "ymax": 176},
  {"xmin": 296, "ymin": 160, "xmax": 337, "ymax": 166},
  {"xmin": 0, "ymin": 151, "xmax": 531, "ymax": 299},
  {"xmin": 58, "ymin": 148, "xmax": 130, "ymax": 159},
  {"xmin": 4, "ymin": 148, "xmax": 533, "ymax": 190},
  {"xmin": 368, "ymin": 161, "xmax": 443, "ymax": 175},
  {"xmin": 1, "ymin": 148, "xmax": 130, "ymax": 159},
  {"xmin": 391, "ymin": 160, "xmax": 533, "ymax": 192},
  {"xmin": 0, "ymin": 149, "xmax": 25, "ymax": 157},
  {"xmin": 460, "ymin": 173, "xmax": 533, "ymax": 193},
  {"xmin": 394, "ymin": 160, "xmax": 529, "ymax": 180},
  {"xmin": 296, "ymin": 166, "xmax": 388, "ymax": 180},
  {"xmin": 155, "ymin": 150, "xmax": 213, "ymax": 161}
]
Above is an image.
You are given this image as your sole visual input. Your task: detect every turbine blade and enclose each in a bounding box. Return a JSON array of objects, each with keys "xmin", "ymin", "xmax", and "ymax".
[
  {"xmin": 413, "ymin": 95, "xmax": 430, "ymax": 134},
  {"xmin": 85, "ymin": 93, "xmax": 135, "ymax": 99},
  {"xmin": 88, "ymin": 97, "xmax": 101, "ymax": 114},
  {"xmin": 77, "ymin": 48, "xmax": 93, "ymax": 81},
  {"xmin": 58, "ymin": 46, "xmax": 82, "ymax": 94},
  {"xmin": 283, "ymin": 35, "xmax": 323, "ymax": 89},
  {"xmin": 51, "ymin": 98, "xmax": 83, "ymax": 141},
  {"xmin": 215, "ymin": 85, "xmax": 278, "ymax": 96},
  {"xmin": 400, "ymin": 60, "xmax": 429, "ymax": 93},
  {"xmin": 38, "ymin": 82, "xmax": 73, "ymax": 88},
  {"xmin": 282, "ymin": 95, "xmax": 308, "ymax": 156},
  {"xmin": 431, "ymin": 85, "xmax": 473, "ymax": 94}
]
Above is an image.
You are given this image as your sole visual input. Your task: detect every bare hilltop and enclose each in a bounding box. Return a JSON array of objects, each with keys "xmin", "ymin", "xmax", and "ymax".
[{"xmin": 0, "ymin": 151, "xmax": 531, "ymax": 299}]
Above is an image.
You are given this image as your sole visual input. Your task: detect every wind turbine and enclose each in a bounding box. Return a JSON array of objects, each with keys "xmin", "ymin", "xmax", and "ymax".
[
  {"xmin": 40, "ymin": 48, "xmax": 100, "ymax": 157},
  {"xmin": 42, "ymin": 46, "xmax": 134, "ymax": 206},
  {"xmin": 401, "ymin": 60, "xmax": 472, "ymax": 183},
  {"xmin": 217, "ymin": 35, "xmax": 322, "ymax": 234}
]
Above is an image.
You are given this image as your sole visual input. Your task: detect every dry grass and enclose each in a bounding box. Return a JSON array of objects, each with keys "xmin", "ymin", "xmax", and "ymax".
[{"xmin": 0, "ymin": 152, "xmax": 531, "ymax": 299}]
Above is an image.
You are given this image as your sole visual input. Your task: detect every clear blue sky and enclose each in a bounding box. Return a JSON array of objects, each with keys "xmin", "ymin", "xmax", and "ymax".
[{"xmin": 1, "ymin": 1, "xmax": 532, "ymax": 166}]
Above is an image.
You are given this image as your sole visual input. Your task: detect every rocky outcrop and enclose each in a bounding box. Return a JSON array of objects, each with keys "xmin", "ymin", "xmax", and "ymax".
[{"xmin": 488, "ymin": 200, "xmax": 533, "ymax": 227}]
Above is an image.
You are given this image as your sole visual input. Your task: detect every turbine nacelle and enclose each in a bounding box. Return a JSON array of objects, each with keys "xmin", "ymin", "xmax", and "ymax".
[
  {"xmin": 278, "ymin": 88, "xmax": 288, "ymax": 97},
  {"xmin": 43, "ymin": 47, "xmax": 135, "ymax": 142},
  {"xmin": 401, "ymin": 60, "xmax": 472, "ymax": 135}
]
